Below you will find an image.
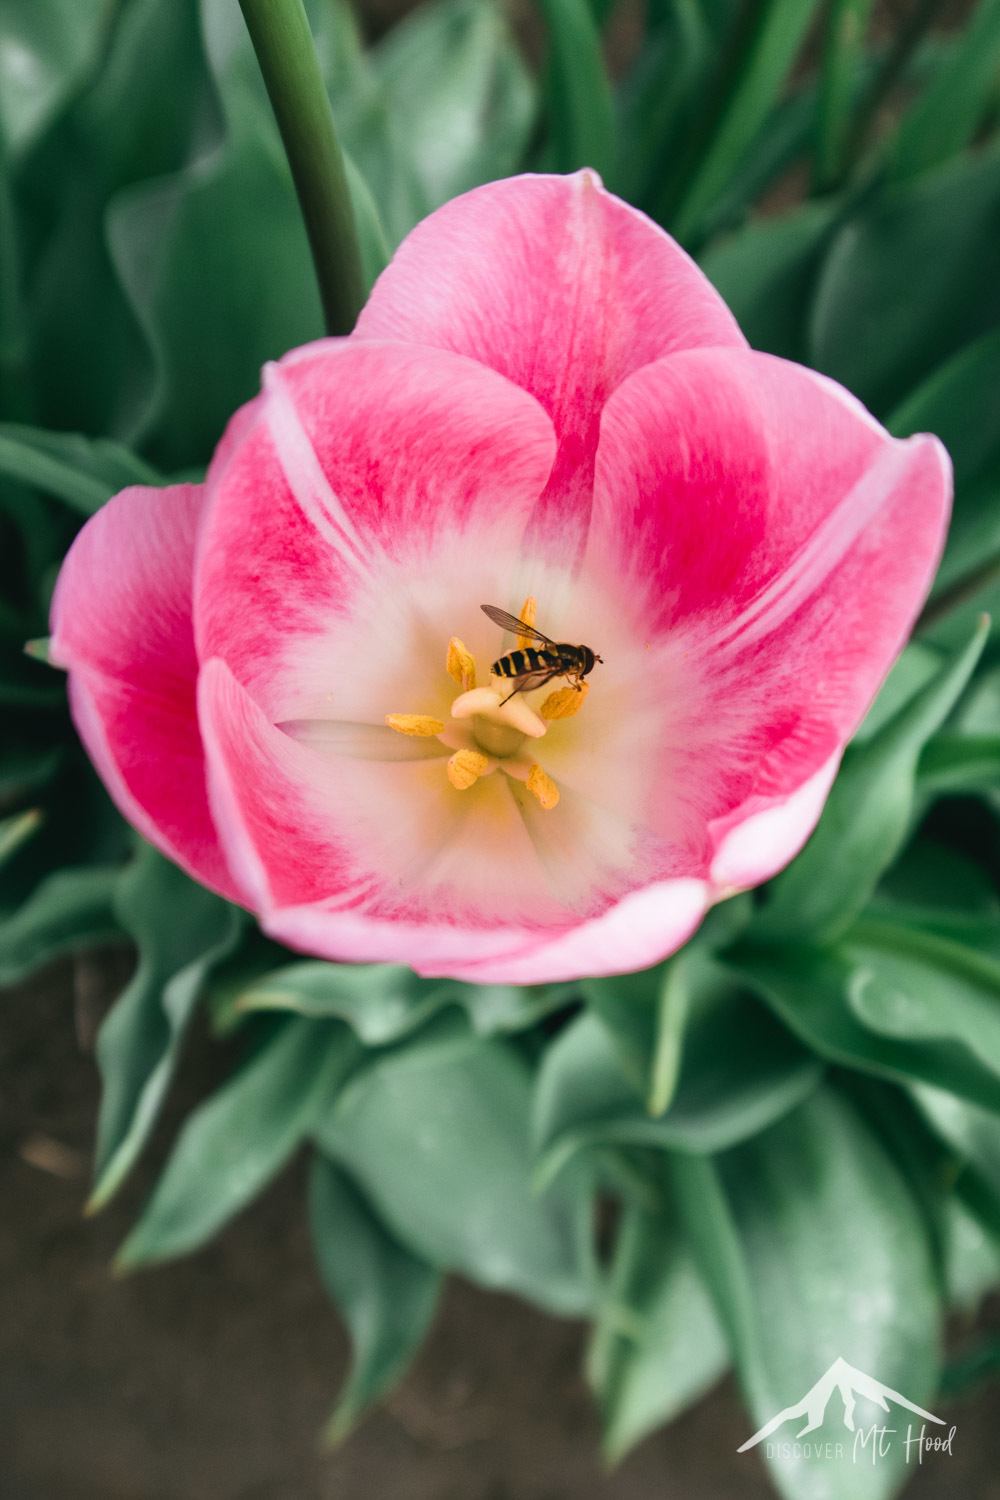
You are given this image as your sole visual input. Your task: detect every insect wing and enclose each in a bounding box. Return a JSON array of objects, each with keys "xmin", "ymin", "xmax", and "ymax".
[
  {"xmin": 480, "ymin": 603, "xmax": 557, "ymax": 647},
  {"xmin": 497, "ymin": 666, "xmax": 564, "ymax": 703}
]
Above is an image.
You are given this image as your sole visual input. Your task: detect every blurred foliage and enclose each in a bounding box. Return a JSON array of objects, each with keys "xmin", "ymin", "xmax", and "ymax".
[{"xmin": 2, "ymin": 1, "xmax": 1000, "ymax": 1495}]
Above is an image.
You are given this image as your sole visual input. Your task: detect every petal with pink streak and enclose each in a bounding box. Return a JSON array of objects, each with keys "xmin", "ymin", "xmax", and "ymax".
[
  {"xmin": 49, "ymin": 485, "xmax": 239, "ymax": 901},
  {"xmin": 356, "ymin": 172, "xmax": 745, "ymax": 559},
  {"xmin": 593, "ymin": 348, "xmax": 950, "ymax": 848},
  {"xmin": 194, "ymin": 341, "xmax": 556, "ymax": 712}
]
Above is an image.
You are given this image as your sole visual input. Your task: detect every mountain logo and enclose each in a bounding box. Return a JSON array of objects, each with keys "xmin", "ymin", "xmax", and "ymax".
[{"xmin": 738, "ymin": 1356, "xmax": 945, "ymax": 1453}]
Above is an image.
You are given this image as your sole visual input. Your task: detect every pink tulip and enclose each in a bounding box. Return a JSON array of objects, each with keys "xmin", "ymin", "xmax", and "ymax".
[{"xmin": 51, "ymin": 173, "xmax": 950, "ymax": 983}]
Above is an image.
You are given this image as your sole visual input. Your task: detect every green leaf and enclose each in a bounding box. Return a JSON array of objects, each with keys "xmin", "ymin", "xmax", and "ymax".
[
  {"xmin": 231, "ymin": 957, "xmax": 567, "ymax": 1040},
  {"xmin": 918, "ymin": 732, "xmax": 1000, "ymax": 796},
  {"xmin": 309, "ymin": 1154, "xmax": 441, "ymax": 1444},
  {"xmin": 233, "ymin": 960, "xmax": 457, "ymax": 1040},
  {"xmin": 668, "ymin": 0, "xmax": 821, "ymax": 244},
  {"xmin": 810, "ymin": 146, "xmax": 1000, "ymax": 415},
  {"xmin": 371, "ymin": 0, "xmax": 536, "ymax": 205},
  {"xmin": 815, "ymin": 0, "xmax": 876, "ymax": 191},
  {"xmin": 89, "ymin": 846, "xmax": 245, "ymax": 1211},
  {"xmin": 532, "ymin": 981, "xmax": 823, "ymax": 1190},
  {"xmin": 890, "ymin": 0, "xmax": 1000, "ymax": 182},
  {"xmin": 0, "ymin": 422, "xmax": 161, "ymax": 515},
  {"xmin": 888, "ymin": 330, "xmax": 1000, "ymax": 620},
  {"xmin": 21, "ymin": 0, "xmax": 215, "ymax": 444},
  {"xmin": 0, "ymin": 0, "xmax": 110, "ymax": 158},
  {"xmin": 315, "ymin": 1026, "xmax": 591, "ymax": 1314},
  {"xmin": 728, "ymin": 942, "xmax": 1000, "ymax": 1113},
  {"xmin": 117, "ymin": 1016, "xmax": 358, "ymax": 1269},
  {"xmin": 587, "ymin": 1197, "xmax": 728, "ymax": 1463},
  {"xmin": 536, "ymin": 0, "xmax": 615, "ymax": 181},
  {"xmin": 670, "ymin": 1087, "xmax": 941, "ymax": 1500},
  {"xmin": 616, "ymin": 0, "xmax": 709, "ymax": 207},
  {"xmin": 758, "ymin": 619, "xmax": 988, "ymax": 945},
  {"xmin": 0, "ymin": 807, "xmax": 43, "ymax": 869},
  {"xmin": 0, "ymin": 863, "xmax": 120, "ymax": 985},
  {"xmin": 942, "ymin": 1196, "xmax": 1000, "ymax": 1311},
  {"xmin": 844, "ymin": 918, "xmax": 1000, "ymax": 1081},
  {"xmin": 700, "ymin": 199, "xmax": 841, "ymax": 362}
]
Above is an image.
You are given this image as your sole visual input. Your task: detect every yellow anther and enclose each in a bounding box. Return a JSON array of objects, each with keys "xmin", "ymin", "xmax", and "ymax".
[
  {"xmin": 446, "ymin": 636, "xmax": 476, "ymax": 691},
  {"xmin": 526, "ymin": 764, "xmax": 560, "ymax": 810},
  {"xmin": 517, "ymin": 595, "xmax": 538, "ymax": 647},
  {"xmin": 385, "ymin": 714, "xmax": 445, "ymax": 737},
  {"xmin": 540, "ymin": 682, "xmax": 590, "ymax": 720},
  {"xmin": 447, "ymin": 748, "xmax": 492, "ymax": 791}
]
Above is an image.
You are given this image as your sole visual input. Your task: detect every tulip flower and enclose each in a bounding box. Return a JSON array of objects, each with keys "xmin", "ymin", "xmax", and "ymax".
[{"xmin": 50, "ymin": 173, "xmax": 950, "ymax": 983}]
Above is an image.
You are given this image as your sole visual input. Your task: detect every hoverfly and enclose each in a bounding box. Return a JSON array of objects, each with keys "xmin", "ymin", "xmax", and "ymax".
[{"xmin": 481, "ymin": 604, "xmax": 603, "ymax": 703}]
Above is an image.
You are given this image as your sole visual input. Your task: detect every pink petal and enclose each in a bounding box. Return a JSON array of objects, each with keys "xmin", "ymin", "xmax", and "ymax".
[
  {"xmin": 356, "ymin": 172, "xmax": 745, "ymax": 562},
  {"xmin": 50, "ymin": 485, "xmax": 240, "ymax": 901},
  {"xmin": 194, "ymin": 341, "xmax": 556, "ymax": 714},
  {"xmin": 593, "ymin": 348, "xmax": 951, "ymax": 885}
]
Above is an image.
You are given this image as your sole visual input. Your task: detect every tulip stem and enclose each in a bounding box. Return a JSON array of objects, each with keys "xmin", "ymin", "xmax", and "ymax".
[{"xmin": 239, "ymin": 0, "xmax": 366, "ymax": 335}]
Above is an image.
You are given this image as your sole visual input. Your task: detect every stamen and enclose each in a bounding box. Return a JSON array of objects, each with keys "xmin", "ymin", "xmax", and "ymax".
[
  {"xmin": 447, "ymin": 748, "xmax": 493, "ymax": 790},
  {"xmin": 540, "ymin": 682, "xmax": 590, "ymax": 720},
  {"xmin": 446, "ymin": 636, "xmax": 476, "ymax": 691},
  {"xmin": 386, "ymin": 713, "xmax": 445, "ymax": 737},
  {"xmin": 526, "ymin": 764, "xmax": 560, "ymax": 810},
  {"xmin": 517, "ymin": 596, "xmax": 537, "ymax": 647}
]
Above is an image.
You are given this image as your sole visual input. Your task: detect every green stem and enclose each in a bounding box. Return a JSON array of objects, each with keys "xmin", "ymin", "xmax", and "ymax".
[{"xmin": 239, "ymin": 0, "xmax": 365, "ymax": 335}]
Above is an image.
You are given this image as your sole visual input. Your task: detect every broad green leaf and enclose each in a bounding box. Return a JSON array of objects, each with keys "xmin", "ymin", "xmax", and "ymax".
[
  {"xmin": 371, "ymin": 0, "xmax": 535, "ymax": 205},
  {"xmin": 89, "ymin": 846, "xmax": 244, "ymax": 1210},
  {"xmin": 0, "ymin": 422, "xmax": 160, "ymax": 515},
  {"xmin": 234, "ymin": 960, "xmax": 458, "ymax": 1041},
  {"xmin": 890, "ymin": 0, "xmax": 1000, "ymax": 182},
  {"xmin": 810, "ymin": 146, "xmax": 1000, "ymax": 415},
  {"xmin": 889, "ymin": 330, "xmax": 1000, "ymax": 619},
  {"xmin": 942, "ymin": 1196, "xmax": 1000, "ymax": 1311},
  {"xmin": 668, "ymin": 0, "xmax": 821, "ymax": 244},
  {"xmin": 315, "ymin": 1027, "xmax": 590, "ymax": 1314},
  {"xmin": 670, "ymin": 1088, "xmax": 941, "ymax": 1500},
  {"xmin": 532, "ymin": 983, "xmax": 822, "ymax": 1190},
  {"xmin": 21, "ymin": 0, "xmax": 215, "ymax": 444},
  {"xmin": 853, "ymin": 641, "xmax": 941, "ymax": 741},
  {"xmin": 587, "ymin": 1198, "xmax": 728, "ymax": 1462},
  {"xmin": 918, "ymin": 732, "xmax": 1000, "ymax": 796},
  {"xmin": 0, "ymin": 863, "xmax": 120, "ymax": 985},
  {"xmin": 844, "ymin": 918, "xmax": 1000, "ymax": 1081},
  {"xmin": 873, "ymin": 837, "xmax": 999, "ymax": 923},
  {"xmin": 700, "ymin": 200, "xmax": 841, "ymax": 362},
  {"xmin": 758, "ymin": 619, "xmax": 988, "ymax": 944},
  {"xmin": 117, "ymin": 1016, "xmax": 358, "ymax": 1268},
  {"xmin": 536, "ymin": 0, "xmax": 615, "ymax": 181},
  {"xmin": 309, "ymin": 1154, "xmax": 441, "ymax": 1444},
  {"xmin": 727, "ymin": 943, "xmax": 1000, "ymax": 1113},
  {"xmin": 0, "ymin": 0, "xmax": 109, "ymax": 157},
  {"xmin": 232, "ymin": 957, "xmax": 567, "ymax": 1040},
  {"xmin": 913, "ymin": 1085, "xmax": 1000, "ymax": 1203}
]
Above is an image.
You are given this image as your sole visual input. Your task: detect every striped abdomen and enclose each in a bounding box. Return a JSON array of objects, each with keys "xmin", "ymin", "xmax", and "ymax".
[{"xmin": 492, "ymin": 646, "xmax": 562, "ymax": 679}]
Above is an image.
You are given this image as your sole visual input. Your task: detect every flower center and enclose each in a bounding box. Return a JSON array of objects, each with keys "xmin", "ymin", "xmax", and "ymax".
[{"xmin": 383, "ymin": 595, "xmax": 590, "ymax": 812}]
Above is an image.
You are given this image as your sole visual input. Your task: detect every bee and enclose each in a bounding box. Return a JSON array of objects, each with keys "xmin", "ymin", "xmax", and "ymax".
[{"xmin": 481, "ymin": 604, "xmax": 603, "ymax": 703}]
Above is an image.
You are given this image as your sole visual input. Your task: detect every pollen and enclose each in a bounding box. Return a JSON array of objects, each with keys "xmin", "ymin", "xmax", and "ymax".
[
  {"xmin": 447, "ymin": 747, "xmax": 493, "ymax": 790},
  {"xmin": 526, "ymin": 763, "xmax": 560, "ymax": 810},
  {"xmin": 446, "ymin": 636, "xmax": 476, "ymax": 691},
  {"xmin": 540, "ymin": 682, "xmax": 590, "ymax": 720},
  {"xmin": 516, "ymin": 595, "xmax": 537, "ymax": 647},
  {"xmin": 385, "ymin": 713, "xmax": 446, "ymax": 736}
]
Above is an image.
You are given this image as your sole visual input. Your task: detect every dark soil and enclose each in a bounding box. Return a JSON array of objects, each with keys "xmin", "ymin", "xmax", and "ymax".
[{"xmin": 2, "ymin": 955, "xmax": 999, "ymax": 1500}]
